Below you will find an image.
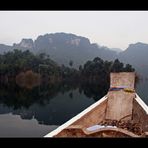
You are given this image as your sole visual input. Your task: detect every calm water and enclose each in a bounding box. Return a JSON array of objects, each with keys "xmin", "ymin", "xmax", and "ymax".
[
  {"xmin": 136, "ymin": 79, "xmax": 148, "ymax": 104},
  {"xmin": 0, "ymin": 79, "xmax": 147, "ymax": 137},
  {"xmin": 0, "ymin": 83, "xmax": 97, "ymax": 137}
]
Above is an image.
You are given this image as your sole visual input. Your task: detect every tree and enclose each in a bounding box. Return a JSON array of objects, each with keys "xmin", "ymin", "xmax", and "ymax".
[
  {"xmin": 69, "ymin": 60, "xmax": 73, "ymax": 67},
  {"xmin": 39, "ymin": 53, "xmax": 46, "ymax": 60},
  {"xmin": 124, "ymin": 64, "xmax": 135, "ymax": 72},
  {"xmin": 111, "ymin": 59, "xmax": 124, "ymax": 72},
  {"xmin": 93, "ymin": 57, "xmax": 104, "ymax": 64},
  {"xmin": 79, "ymin": 65, "xmax": 82, "ymax": 71}
]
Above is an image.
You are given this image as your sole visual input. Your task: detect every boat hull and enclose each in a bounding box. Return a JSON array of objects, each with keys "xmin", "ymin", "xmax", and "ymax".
[{"xmin": 44, "ymin": 72, "xmax": 148, "ymax": 137}]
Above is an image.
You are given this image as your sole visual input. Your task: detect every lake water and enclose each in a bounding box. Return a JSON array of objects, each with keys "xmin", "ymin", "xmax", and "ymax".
[
  {"xmin": 0, "ymin": 83, "xmax": 96, "ymax": 137},
  {"xmin": 135, "ymin": 79, "xmax": 148, "ymax": 104},
  {"xmin": 0, "ymin": 79, "xmax": 147, "ymax": 137}
]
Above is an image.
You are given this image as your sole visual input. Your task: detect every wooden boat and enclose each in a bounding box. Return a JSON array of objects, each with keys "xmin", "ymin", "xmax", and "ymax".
[{"xmin": 44, "ymin": 72, "xmax": 148, "ymax": 137}]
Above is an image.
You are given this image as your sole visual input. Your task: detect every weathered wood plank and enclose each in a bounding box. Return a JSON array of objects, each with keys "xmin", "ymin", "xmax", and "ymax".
[
  {"xmin": 105, "ymin": 91, "xmax": 135, "ymax": 120},
  {"xmin": 71, "ymin": 99, "xmax": 107, "ymax": 127},
  {"xmin": 105, "ymin": 72, "xmax": 135, "ymax": 120},
  {"xmin": 110, "ymin": 72, "xmax": 135, "ymax": 89},
  {"xmin": 44, "ymin": 96, "xmax": 107, "ymax": 137},
  {"xmin": 44, "ymin": 72, "xmax": 148, "ymax": 137}
]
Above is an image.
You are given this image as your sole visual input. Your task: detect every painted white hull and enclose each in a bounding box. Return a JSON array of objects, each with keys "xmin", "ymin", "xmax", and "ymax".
[{"xmin": 44, "ymin": 93, "xmax": 148, "ymax": 137}]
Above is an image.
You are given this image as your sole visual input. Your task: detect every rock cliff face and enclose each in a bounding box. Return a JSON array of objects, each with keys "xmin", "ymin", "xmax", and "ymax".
[
  {"xmin": 0, "ymin": 33, "xmax": 118, "ymax": 68},
  {"xmin": 32, "ymin": 33, "xmax": 117, "ymax": 67},
  {"xmin": 13, "ymin": 39, "xmax": 34, "ymax": 51},
  {"xmin": 0, "ymin": 44, "xmax": 12, "ymax": 53},
  {"xmin": 118, "ymin": 42, "xmax": 148, "ymax": 76},
  {"xmin": 2, "ymin": 32, "xmax": 148, "ymax": 74}
]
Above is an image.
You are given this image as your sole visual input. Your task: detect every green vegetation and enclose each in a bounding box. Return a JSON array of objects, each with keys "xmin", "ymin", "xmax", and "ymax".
[
  {"xmin": 0, "ymin": 49, "xmax": 135, "ymax": 86},
  {"xmin": 0, "ymin": 49, "xmax": 56, "ymax": 77},
  {"xmin": 78, "ymin": 57, "xmax": 135, "ymax": 100},
  {"xmin": 0, "ymin": 49, "xmax": 135, "ymax": 109},
  {"xmin": 81, "ymin": 57, "xmax": 134, "ymax": 82}
]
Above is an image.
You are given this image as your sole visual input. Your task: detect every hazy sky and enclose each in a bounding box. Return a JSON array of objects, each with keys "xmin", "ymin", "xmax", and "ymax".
[{"xmin": 0, "ymin": 11, "xmax": 148, "ymax": 50}]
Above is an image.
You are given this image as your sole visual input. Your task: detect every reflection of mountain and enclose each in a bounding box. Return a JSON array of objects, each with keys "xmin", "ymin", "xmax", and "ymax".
[
  {"xmin": 0, "ymin": 80, "xmax": 108, "ymax": 125},
  {"xmin": 0, "ymin": 89, "xmax": 95, "ymax": 125},
  {"xmin": 0, "ymin": 75, "xmax": 147, "ymax": 126},
  {"xmin": 0, "ymin": 83, "xmax": 62, "ymax": 109}
]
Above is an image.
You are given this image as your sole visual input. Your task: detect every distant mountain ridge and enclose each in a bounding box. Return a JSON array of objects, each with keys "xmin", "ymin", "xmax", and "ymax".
[
  {"xmin": 0, "ymin": 33, "xmax": 148, "ymax": 76},
  {"xmin": 13, "ymin": 39, "xmax": 34, "ymax": 50},
  {"xmin": 110, "ymin": 48, "xmax": 122, "ymax": 53},
  {"xmin": 118, "ymin": 42, "xmax": 148, "ymax": 77},
  {"xmin": 0, "ymin": 32, "xmax": 118, "ymax": 68},
  {"xmin": 0, "ymin": 44, "xmax": 12, "ymax": 53}
]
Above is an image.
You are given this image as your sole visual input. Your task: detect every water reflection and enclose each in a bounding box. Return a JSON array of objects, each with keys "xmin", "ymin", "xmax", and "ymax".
[
  {"xmin": 16, "ymin": 70, "xmax": 41, "ymax": 89},
  {"xmin": 1, "ymin": 76, "xmax": 147, "ymax": 123},
  {"xmin": 0, "ymin": 112, "xmax": 58, "ymax": 137},
  {"xmin": 0, "ymin": 78, "xmax": 108, "ymax": 126},
  {"xmin": 136, "ymin": 79, "xmax": 148, "ymax": 104},
  {"xmin": 0, "ymin": 75, "xmax": 147, "ymax": 137}
]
